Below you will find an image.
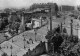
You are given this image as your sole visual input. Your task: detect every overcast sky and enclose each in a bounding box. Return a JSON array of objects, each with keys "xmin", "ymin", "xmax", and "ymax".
[{"xmin": 0, "ymin": 0, "xmax": 80, "ymax": 9}]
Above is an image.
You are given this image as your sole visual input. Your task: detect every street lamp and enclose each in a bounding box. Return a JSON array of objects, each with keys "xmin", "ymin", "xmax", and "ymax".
[
  {"xmin": 70, "ymin": 19, "xmax": 73, "ymax": 37},
  {"xmin": 10, "ymin": 45, "xmax": 13, "ymax": 56},
  {"xmin": 23, "ymin": 34, "xmax": 26, "ymax": 49},
  {"xmin": 34, "ymin": 28, "xmax": 37, "ymax": 41}
]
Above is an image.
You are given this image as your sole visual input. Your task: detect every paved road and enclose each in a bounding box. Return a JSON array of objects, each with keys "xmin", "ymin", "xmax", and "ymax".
[
  {"xmin": 0, "ymin": 16, "xmax": 80, "ymax": 56},
  {"xmin": 0, "ymin": 32, "xmax": 40, "ymax": 56}
]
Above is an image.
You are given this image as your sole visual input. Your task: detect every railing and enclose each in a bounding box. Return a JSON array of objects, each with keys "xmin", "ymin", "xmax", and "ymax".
[{"xmin": 23, "ymin": 42, "xmax": 46, "ymax": 56}]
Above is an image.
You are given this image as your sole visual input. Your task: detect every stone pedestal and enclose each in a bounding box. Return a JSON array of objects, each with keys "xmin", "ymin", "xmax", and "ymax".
[
  {"xmin": 45, "ymin": 39, "xmax": 48, "ymax": 53},
  {"xmin": 78, "ymin": 28, "xmax": 80, "ymax": 39}
]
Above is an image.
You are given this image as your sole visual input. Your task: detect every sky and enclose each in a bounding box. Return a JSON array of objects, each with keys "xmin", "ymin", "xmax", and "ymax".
[{"xmin": 0, "ymin": 0, "xmax": 80, "ymax": 9}]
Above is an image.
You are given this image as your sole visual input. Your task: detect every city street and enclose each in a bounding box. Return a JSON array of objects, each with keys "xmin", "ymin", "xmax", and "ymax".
[{"xmin": 0, "ymin": 1, "xmax": 80, "ymax": 56}]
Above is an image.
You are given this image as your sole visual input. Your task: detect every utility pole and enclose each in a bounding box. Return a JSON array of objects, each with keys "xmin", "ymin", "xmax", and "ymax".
[
  {"xmin": 49, "ymin": 4, "xmax": 55, "ymax": 55},
  {"xmin": 50, "ymin": 5, "xmax": 52, "ymax": 32}
]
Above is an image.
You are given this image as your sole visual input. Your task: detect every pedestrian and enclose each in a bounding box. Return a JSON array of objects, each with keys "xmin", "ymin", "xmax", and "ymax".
[
  {"xmin": 27, "ymin": 41, "xmax": 29, "ymax": 44},
  {"xmin": 63, "ymin": 27, "xmax": 67, "ymax": 33},
  {"xmin": 56, "ymin": 25, "xmax": 60, "ymax": 33}
]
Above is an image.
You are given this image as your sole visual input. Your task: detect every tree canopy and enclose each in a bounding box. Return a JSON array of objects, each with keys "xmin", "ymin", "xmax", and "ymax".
[{"xmin": 1, "ymin": 53, "xmax": 8, "ymax": 56}]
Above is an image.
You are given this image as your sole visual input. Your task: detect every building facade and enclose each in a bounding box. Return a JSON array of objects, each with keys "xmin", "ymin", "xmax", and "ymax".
[{"xmin": 59, "ymin": 5, "xmax": 75, "ymax": 11}]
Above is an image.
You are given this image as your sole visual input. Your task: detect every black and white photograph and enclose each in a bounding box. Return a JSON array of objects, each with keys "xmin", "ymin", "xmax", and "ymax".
[{"xmin": 0, "ymin": 0, "xmax": 80, "ymax": 56}]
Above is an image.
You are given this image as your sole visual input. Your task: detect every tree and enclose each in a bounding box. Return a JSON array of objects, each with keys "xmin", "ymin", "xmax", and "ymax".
[
  {"xmin": 54, "ymin": 3, "xmax": 58, "ymax": 16},
  {"xmin": 10, "ymin": 15, "xmax": 21, "ymax": 23},
  {"xmin": 77, "ymin": 6, "xmax": 80, "ymax": 11},
  {"xmin": 45, "ymin": 27, "xmax": 80, "ymax": 56},
  {"xmin": 11, "ymin": 22, "xmax": 20, "ymax": 33},
  {"xmin": 4, "ymin": 8, "xmax": 11, "ymax": 13},
  {"xmin": 63, "ymin": 27, "xmax": 67, "ymax": 33},
  {"xmin": 45, "ymin": 28, "xmax": 63, "ymax": 54},
  {"xmin": 1, "ymin": 53, "xmax": 8, "ymax": 56}
]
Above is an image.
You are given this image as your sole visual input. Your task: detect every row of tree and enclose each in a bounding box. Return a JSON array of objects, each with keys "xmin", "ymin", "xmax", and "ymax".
[{"xmin": 45, "ymin": 26, "xmax": 80, "ymax": 56}]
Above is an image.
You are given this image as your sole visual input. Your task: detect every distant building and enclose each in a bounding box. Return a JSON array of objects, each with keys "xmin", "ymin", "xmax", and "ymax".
[
  {"xmin": 26, "ymin": 18, "xmax": 41, "ymax": 29},
  {"xmin": 77, "ymin": 5, "xmax": 80, "ymax": 11},
  {"xmin": 29, "ymin": 2, "xmax": 58, "ymax": 16},
  {"xmin": 60, "ymin": 5, "xmax": 75, "ymax": 11},
  {"xmin": 32, "ymin": 19, "xmax": 40, "ymax": 28}
]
